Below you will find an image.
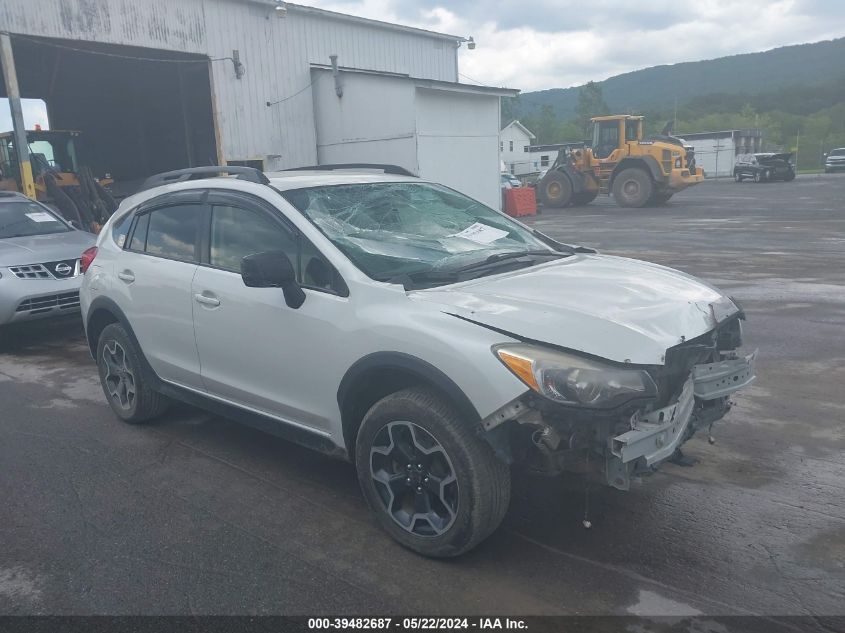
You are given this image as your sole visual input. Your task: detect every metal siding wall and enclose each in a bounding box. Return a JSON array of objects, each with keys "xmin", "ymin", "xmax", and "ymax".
[
  {"xmin": 0, "ymin": 0, "xmax": 207, "ymax": 52},
  {"xmin": 312, "ymin": 70, "xmax": 417, "ymax": 171},
  {"xmin": 264, "ymin": 10, "xmax": 457, "ymax": 168},
  {"xmin": 415, "ymin": 88, "xmax": 502, "ymax": 209},
  {"xmin": 2, "ymin": 0, "xmax": 459, "ymax": 168}
]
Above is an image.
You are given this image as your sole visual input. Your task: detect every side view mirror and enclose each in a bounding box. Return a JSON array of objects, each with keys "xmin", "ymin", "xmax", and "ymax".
[{"xmin": 241, "ymin": 250, "xmax": 306, "ymax": 309}]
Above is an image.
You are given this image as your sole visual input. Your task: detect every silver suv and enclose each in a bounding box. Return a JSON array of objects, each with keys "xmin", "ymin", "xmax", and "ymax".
[
  {"xmin": 80, "ymin": 166, "xmax": 756, "ymax": 557},
  {"xmin": 825, "ymin": 148, "xmax": 845, "ymax": 173},
  {"xmin": 0, "ymin": 192, "xmax": 95, "ymax": 327}
]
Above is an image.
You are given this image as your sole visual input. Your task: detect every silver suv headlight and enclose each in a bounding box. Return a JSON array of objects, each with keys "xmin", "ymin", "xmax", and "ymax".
[{"xmin": 494, "ymin": 343, "xmax": 658, "ymax": 408}]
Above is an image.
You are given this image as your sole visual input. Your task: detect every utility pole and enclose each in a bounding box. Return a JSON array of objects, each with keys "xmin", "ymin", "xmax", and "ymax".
[
  {"xmin": 673, "ymin": 96, "xmax": 677, "ymax": 133},
  {"xmin": 0, "ymin": 33, "xmax": 36, "ymax": 200}
]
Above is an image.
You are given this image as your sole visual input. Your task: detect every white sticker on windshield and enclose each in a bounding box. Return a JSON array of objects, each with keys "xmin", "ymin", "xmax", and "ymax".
[
  {"xmin": 25, "ymin": 212, "xmax": 55, "ymax": 223},
  {"xmin": 449, "ymin": 223, "xmax": 509, "ymax": 244}
]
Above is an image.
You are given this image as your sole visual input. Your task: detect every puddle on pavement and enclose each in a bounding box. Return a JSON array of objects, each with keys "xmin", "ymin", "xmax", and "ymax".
[
  {"xmin": 626, "ymin": 589, "xmax": 703, "ymax": 616},
  {"xmin": 0, "ymin": 567, "xmax": 43, "ymax": 604}
]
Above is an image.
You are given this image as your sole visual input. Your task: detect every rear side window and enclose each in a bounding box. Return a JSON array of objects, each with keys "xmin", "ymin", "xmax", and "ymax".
[
  {"xmin": 112, "ymin": 212, "xmax": 134, "ymax": 248},
  {"xmin": 144, "ymin": 205, "xmax": 202, "ymax": 262},
  {"xmin": 128, "ymin": 213, "xmax": 149, "ymax": 251}
]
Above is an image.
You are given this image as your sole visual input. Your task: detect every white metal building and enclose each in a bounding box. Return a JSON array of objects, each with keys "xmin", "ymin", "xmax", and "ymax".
[
  {"xmin": 1, "ymin": 0, "xmax": 515, "ymax": 207},
  {"xmin": 312, "ymin": 66, "xmax": 509, "ymax": 207},
  {"xmin": 679, "ymin": 129, "xmax": 763, "ymax": 178}
]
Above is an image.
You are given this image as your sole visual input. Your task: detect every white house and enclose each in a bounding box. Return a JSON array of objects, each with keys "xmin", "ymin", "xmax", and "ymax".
[
  {"xmin": 499, "ymin": 120, "xmax": 535, "ymax": 176},
  {"xmin": 1, "ymin": 0, "xmax": 516, "ymax": 208}
]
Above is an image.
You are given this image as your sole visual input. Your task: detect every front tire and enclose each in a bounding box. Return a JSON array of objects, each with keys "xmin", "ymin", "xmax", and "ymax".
[
  {"xmin": 96, "ymin": 323, "xmax": 169, "ymax": 424},
  {"xmin": 538, "ymin": 172, "xmax": 573, "ymax": 208},
  {"xmin": 734, "ymin": 171, "xmax": 743, "ymax": 182},
  {"xmin": 612, "ymin": 168, "xmax": 654, "ymax": 207},
  {"xmin": 754, "ymin": 171, "xmax": 763, "ymax": 183},
  {"xmin": 355, "ymin": 387, "xmax": 510, "ymax": 558}
]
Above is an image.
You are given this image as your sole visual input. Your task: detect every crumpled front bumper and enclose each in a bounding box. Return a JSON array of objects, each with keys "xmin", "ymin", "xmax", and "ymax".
[{"xmin": 606, "ymin": 350, "xmax": 757, "ymax": 490}]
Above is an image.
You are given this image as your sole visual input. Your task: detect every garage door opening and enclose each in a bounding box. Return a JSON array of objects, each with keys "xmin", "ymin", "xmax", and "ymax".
[{"xmin": 0, "ymin": 34, "xmax": 218, "ymax": 197}]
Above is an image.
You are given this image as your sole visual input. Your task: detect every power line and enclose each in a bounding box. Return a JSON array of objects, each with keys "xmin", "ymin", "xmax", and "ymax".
[
  {"xmin": 266, "ymin": 74, "xmax": 321, "ymax": 107},
  {"xmin": 459, "ymin": 72, "xmax": 490, "ymax": 87},
  {"xmin": 3, "ymin": 31, "xmax": 232, "ymax": 64}
]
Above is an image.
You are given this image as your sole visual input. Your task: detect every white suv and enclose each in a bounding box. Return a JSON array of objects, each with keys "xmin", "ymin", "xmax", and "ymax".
[{"xmin": 80, "ymin": 165, "xmax": 756, "ymax": 557}]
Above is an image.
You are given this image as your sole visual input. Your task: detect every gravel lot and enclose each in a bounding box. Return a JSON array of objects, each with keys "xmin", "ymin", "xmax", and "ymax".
[{"xmin": 1, "ymin": 175, "xmax": 843, "ymax": 620}]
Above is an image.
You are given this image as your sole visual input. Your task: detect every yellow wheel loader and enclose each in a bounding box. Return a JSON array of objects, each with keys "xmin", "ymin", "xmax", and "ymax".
[
  {"xmin": 0, "ymin": 129, "xmax": 116, "ymax": 231},
  {"xmin": 537, "ymin": 115, "xmax": 704, "ymax": 209}
]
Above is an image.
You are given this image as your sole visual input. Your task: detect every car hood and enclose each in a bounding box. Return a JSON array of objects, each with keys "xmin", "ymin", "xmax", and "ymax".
[
  {"xmin": 410, "ymin": 254, "xmax": 739, "ymax": 365},
  {"xmin": 0, "ymin": 231, "xmax": 95, "ymax": 267}
]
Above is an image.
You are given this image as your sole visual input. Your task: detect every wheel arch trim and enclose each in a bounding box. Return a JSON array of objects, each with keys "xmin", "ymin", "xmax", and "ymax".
[
  {"xmin": 610, "ymin": 156, "xmax": 666, "ymax": 187},
  {"xmin": 85, "ymin": 296, "xmax": 163, "ymax": 388},
  {"xmin": 337, "ymin": 352, "xmax": 481, "ymax": 453}
]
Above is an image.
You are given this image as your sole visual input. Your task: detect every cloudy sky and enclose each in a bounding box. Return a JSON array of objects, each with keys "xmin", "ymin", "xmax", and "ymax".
[
  {"xmin": 309, "ymin": 0, "xmax": 845, "ymax": 90},
  {"xmin": 3, "ymin": 0, "xmax": 844, "ymax": 131}
]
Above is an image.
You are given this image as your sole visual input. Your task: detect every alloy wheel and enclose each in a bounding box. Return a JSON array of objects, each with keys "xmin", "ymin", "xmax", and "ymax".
[
  {"xmin": 369, "ymin": 421, "xmax": 459, "ymax": 537},
  {"xmin": 102, "ymin": 340, "xmax": 136, "ymax": 411}
]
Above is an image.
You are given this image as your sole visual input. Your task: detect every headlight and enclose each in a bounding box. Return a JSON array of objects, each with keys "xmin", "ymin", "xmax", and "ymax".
[{"xmin": 494, "ymin": 344, "xmax": 658, "ymax": 408}]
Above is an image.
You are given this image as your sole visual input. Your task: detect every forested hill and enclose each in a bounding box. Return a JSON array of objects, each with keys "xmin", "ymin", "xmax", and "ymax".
[{"xmin": 514, "ymin": 37, "xmax": 845, "ymax": 119}]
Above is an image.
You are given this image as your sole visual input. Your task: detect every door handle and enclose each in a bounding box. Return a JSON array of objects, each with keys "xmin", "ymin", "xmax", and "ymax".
[
  {"xmin": 117, "ymin": 270, "xmax": 135, "ymax": 283},
  {"xmin": 194, "ymin": 293, "xmax": 221, "ymax": 307}
]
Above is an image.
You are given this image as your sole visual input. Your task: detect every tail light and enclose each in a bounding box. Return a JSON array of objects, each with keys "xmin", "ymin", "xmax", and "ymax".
[{"xmin": 80, "ymin": 246, "xmax": 99, "ymax": 273}]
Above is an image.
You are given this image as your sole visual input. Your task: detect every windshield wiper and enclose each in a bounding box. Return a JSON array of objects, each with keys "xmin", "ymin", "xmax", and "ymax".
[
  {"xmin": 454, "ymin": 250, "xmax": 566, "ymax": 273},
  {"xmin": 381, "ymin": 251, "xmax": 565, "ymax": 289}
]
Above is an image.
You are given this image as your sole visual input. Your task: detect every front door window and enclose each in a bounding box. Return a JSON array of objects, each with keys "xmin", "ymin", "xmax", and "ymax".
[{"xmin": 593, "ymin": 121, "xmax": 620, "ymax": 159}]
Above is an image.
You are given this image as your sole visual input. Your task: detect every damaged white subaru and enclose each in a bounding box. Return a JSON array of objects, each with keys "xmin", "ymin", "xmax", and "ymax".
[{"xmin": 80, "ymin": 165, "xmax": 756, "ymax": 558}]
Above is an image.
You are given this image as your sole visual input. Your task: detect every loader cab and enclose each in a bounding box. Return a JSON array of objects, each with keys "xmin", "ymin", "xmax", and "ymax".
[
  {"xmin": 0, "ymin": 130, "xmax": 83, "ymax": 188},
  {"xmin": 590, "ymin": 116, "xmax": 643, "ymax": 159},
  {"xmin": 26, "ymin": 131, "xmax": 83, "ymax": 177}
]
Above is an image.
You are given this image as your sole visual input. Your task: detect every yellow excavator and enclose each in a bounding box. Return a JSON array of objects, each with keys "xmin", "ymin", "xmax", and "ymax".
[
  {"xmin": 537, "ymin": 115, "xmax": 704, "ymax": 208},
  {"xmin": 0, "ymin": 128, "xmax": 116, "ymax": 230}
]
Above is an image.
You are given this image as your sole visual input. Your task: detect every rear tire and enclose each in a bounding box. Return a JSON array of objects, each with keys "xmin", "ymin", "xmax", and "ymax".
[
  {"xmin": 612, "ymin": 168, "xmax": 654, "ymax": 208},
  {"xmin": 538, "ymin": 172, "xmax": 573, "ymax": 208},
  {"xmin": 96, "ymin": 323, "xmax": 169, "ymax": 424},
  {"xmin": 355, "ymin": 387, "xmax": 510, "ymax": 558}
]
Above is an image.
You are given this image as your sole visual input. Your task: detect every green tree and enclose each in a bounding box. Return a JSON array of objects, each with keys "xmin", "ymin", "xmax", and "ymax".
[
  {"xmin": 575, "ymin": 81, "xmax": 609, "ymax": 136},
  {"xmin": 501, "ymin": 96, "xmax": 522, "ymax": 126}
]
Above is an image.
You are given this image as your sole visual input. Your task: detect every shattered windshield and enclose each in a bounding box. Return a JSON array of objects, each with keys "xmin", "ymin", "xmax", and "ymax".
[{"xmin": 282, "ymin": 182, "xmax": 556, "ymax": 281}]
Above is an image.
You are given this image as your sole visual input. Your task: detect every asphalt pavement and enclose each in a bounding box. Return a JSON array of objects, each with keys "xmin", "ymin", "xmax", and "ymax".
[{"xmin": 1, "ymin": 175, "xmax": 844, "ymax": 620}]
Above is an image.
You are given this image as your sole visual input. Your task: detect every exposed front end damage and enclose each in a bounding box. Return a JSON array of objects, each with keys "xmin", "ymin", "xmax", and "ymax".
[{"xmin": 481, "ymin": 314, "xmax": 756, "ymax": 490}]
